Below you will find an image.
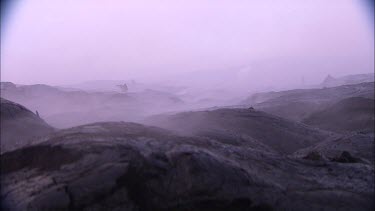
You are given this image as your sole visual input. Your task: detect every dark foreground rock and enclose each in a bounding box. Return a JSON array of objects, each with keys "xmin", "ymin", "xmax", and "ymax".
[
  {"xmin": 0, "ymin": 98, "xmax": 54, "ymax": 153},
  {"xmin": 294, "ymin": 134, "xmax": 375, "ymax": 165},
  {"xmin": 1, "ymin": 122, "xmax": 373, "ymax": 211}
]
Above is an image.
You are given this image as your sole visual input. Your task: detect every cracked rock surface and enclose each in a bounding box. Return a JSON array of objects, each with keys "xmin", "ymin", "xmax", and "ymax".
[{"xmin": 1, "ymin": 122, "xmax": 373, "ymax": 211}]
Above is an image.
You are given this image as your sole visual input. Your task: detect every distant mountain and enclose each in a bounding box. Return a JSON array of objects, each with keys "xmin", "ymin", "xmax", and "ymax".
[
  {"xmin": 320, "ymin": 73, "xmax": 374, "ymax": 88},
  {"xmin": 65, "ymin": 80, "xmax": 186, "ymax": 94},
  {"xmin": 1, "ymin": 81, "xmax": 75, "ymax": 96},
  {"xmin": 0, "ymin": 98, "xmax": 54, "ymax": 153},
  {"xmin": 66, "ymin": 80, "xmax": 135, "ymax": 92},
  {"xmin": 242, "ymin": 73, "xmax": 374, "ymax": 105},
  {"xmin": 242, "ymin": 81, "xmax": 374, "ymax": 105},
  {"xmin": 303, "ymin": 97, "xmax": 375, "ymax": 133},
  {"xmin": 241, "ymin": 82, "xmax": 374, "ymax": 121},
  {"xmin": 1, "ymin": 82, "xmax": 184, "ymax": 128},
  {"xmin": 145, "ymin": 108, "xmax": 333, "ymax": 154}
]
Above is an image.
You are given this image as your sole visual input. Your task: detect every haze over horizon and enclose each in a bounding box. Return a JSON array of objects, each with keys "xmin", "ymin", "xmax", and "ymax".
[
  {"xmin": 1, "ymin": 0, "xmax": 374, "ymax": 91},
  {"xmin": 1, "ymin": 2, "xmax": 375, "ymax": 210}
]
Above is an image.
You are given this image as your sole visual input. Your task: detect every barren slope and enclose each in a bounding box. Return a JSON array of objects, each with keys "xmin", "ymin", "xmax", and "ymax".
[
  {"xmin": 1, "ymin": 122, "xmax": 373, "ymax": 211},
  {"xmin": 303, "ymin": 97, "xmax": 374, "ymax": 133},
  {"xmin": 145, "ymin": 108, "xmax": 333, "ymax": 154},
  {"xmin": 0, "ymin": 98, "xmax": 54, "ymax": 153}
]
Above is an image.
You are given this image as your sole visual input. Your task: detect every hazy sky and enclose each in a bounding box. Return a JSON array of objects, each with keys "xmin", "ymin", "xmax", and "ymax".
[{"xmin": 1, "ymin": 0, "xmax": 374, "ymax": 87}]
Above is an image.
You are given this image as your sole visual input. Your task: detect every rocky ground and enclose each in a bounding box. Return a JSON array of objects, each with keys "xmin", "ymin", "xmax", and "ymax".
[
  {"xmin": 1, "ymin": 77, "xmax": 374, "ymax": 210},
  {"xmin": 1, "ymin": 122, "xmax": 373, "ymax": 211},
  {"xmin": 0, "ymin": 98, "xmax": 54, "ymax": 153},
  {"xmin": 144, "ymin": 108, "xmax": 334, "ymax": 155},
  {"xmin": 302, "ymin": 97, "xmax": 374, "ymax": 133}
]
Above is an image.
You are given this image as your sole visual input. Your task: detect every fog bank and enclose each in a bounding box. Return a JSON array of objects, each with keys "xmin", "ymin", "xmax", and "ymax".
[{"xmin": 1, "ymin": 0, "xmax": 374, "ymax": 92}]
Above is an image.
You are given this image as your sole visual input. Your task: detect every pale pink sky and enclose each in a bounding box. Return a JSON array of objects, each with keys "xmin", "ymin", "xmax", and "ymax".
[{"xmin": 1, "ymin": 0, "xmax": 374, "ymax": 88}]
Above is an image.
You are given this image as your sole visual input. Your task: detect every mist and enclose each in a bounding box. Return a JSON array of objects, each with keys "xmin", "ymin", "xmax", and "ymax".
[
  {"xmin": 1, "ymin": 1, "xmax": 375, "ymax": 209},
  {"xmin": 1, "ymin": 0, "xmax": 374, "ymax": 90}
]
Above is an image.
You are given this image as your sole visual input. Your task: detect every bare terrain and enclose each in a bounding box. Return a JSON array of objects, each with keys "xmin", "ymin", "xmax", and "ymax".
[
  {"xmin": 241, "ymin": 82, "xmax": 374, "ymax": 121},
  {"xmin": 1, "ymin": 122, "xmax": 373, "ymax": 211},
  {"xmin": 0, "ymin": 98, "xmax": 54, "ymax": 153},
  {"xmin": 0, "ymin": 73, "xmax": 374, "ymax": 210}
]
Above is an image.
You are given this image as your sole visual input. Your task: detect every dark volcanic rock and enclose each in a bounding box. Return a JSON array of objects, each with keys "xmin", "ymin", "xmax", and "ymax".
[
  {"xmin": 330, "ymin": 151, "xmax": 361, "ymax": 163},
  {"xmin": 302, "ymin": 151, "xmax": 327, "ymax": 161},
  {"xmin": 145, "ymin": 108, "xmax": 333, "ymax": 154},
  {"xmin": 0, "ymin": 98, "xmax": 54, "ymax": 153},
  {"xmin": 241, "ymin": 82, "xmax": 374, "ymax": 121},
  {"xmin": 1, "ymin": 122, "xmax": 373, "ymax": 211},
  {"xmin": 303, "ymin": 97, "xmax": 375, "ymax": 133},
  {"xmin": 293, "ymin": 134, "xmax": 374, "ymax": 165}
]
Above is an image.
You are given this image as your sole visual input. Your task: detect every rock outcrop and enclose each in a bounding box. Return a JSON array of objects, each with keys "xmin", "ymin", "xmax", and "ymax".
[
  {"xmin": 1, "ymin": 122, "xmax": 373, "ymax": 211},
  {"xmin": 0, "ymin": 98, "xmax": 54, "ymax": 153},
  {"xmin": 293, "ymin": 134, "xmax": 375, "ymax": 165}
]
